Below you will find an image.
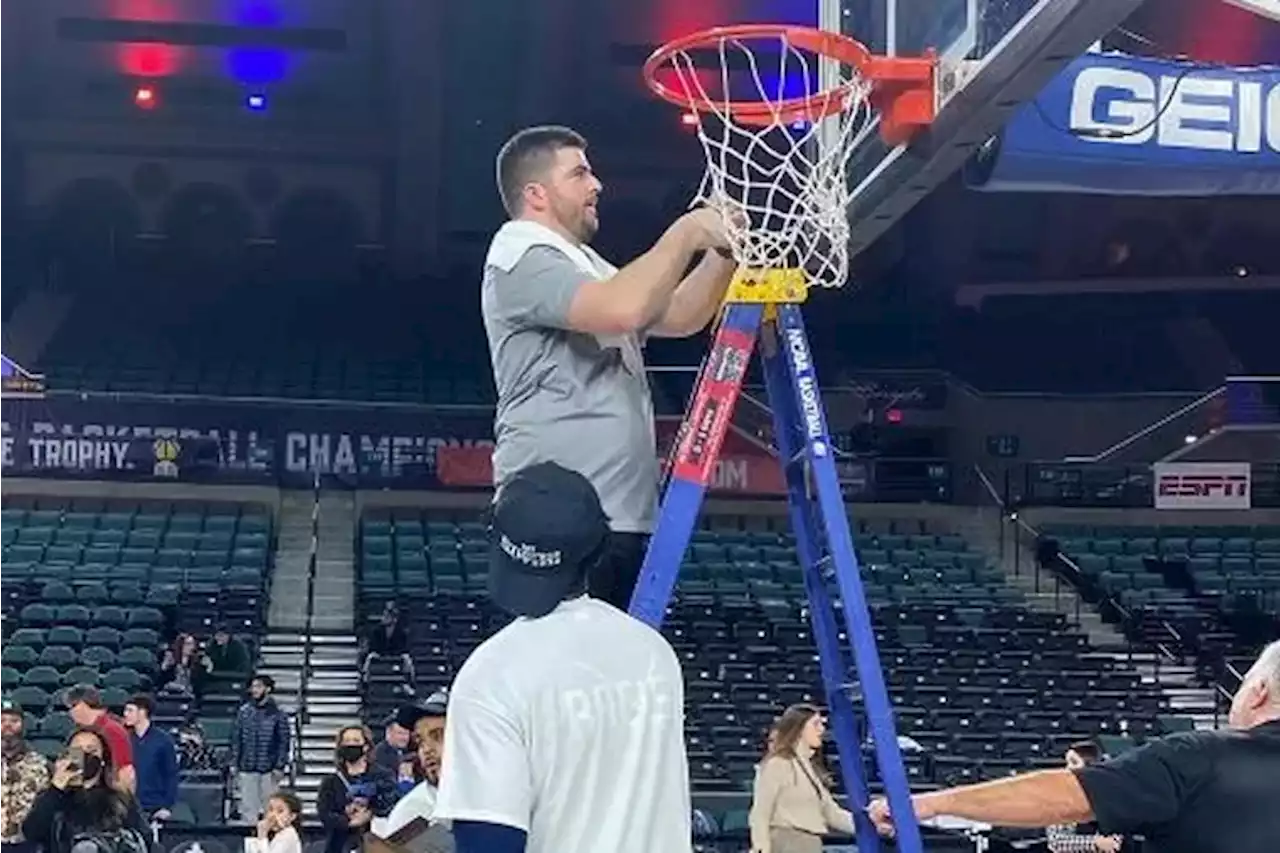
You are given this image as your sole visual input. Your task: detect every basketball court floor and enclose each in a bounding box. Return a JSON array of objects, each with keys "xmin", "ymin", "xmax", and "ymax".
[{"xmin": 832, "ymin": 0, "xmax": 1149, "ymax": 255}]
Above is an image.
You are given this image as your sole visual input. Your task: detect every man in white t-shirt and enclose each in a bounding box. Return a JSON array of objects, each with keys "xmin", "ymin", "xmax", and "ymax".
[{"xmin": 433, "ymin": 461, "xmax": 692, "ymax": 853}]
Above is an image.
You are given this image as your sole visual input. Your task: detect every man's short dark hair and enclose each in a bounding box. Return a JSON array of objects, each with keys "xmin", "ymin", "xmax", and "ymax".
[
  {"xmin": 65, "ymin": 685, "xmax": 103, "ymax": 709},
  {"xmin": 126, "ymin": 694, "xmax": 154, "ymax": 717},
  {"xmin": 1068, "ymin": 740, "xmax": 1102, "ymax": 764},
  {"xmin": 495, "ymin": 125, "xmax": 588, "ymax": 217}
]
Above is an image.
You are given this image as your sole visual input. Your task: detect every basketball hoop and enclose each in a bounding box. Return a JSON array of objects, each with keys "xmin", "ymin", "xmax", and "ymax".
[{"xmin": 643, "ymin": 24, "xmax": 936, "ymax": 290}]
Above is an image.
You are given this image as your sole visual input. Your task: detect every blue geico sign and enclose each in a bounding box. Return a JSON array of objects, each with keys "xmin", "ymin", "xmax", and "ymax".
[{"xmin": 968, "ymin": 53, "xmax": 1280, "ymax": 195}]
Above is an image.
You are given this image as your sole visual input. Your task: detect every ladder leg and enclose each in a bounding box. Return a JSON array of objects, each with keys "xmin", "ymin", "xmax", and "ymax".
[
  {"xmin": 759, "ymin": 316, "xmax": 882, "ymax": 853},
  {"xmin": 774, "ymin": 304, "xmax": 925, "ymax": 853},
  {"xmin": 629, "ymin": 303, "xmax": 765, "ymax": 629}
]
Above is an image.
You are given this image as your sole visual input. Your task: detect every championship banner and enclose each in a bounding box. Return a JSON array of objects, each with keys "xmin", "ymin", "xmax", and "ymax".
[
  {"xmin": 1, "ymin": 394, "xmax": 494, "ymax": 488},
  {"xmin": 1154, "ymin": 462, "xmax": 1252, "ymax": 510},
  {"xmin": 967, "ymin": 52, "xmax": 1280, "ymax": 196},
  {"xmin": 436, "ymin": 444, "xmax": 787, "ymax": 496}
]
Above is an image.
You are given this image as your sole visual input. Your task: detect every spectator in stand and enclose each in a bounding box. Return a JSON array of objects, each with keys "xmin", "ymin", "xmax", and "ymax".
[
  {"xmin": 156, "ymin": 634, "xmax": 211, "ymax": 699},
  {"xmin": 123, "ymin": 695, "xmax": 178, "ymax": 823},
  {"xmin": 247, "ymin": 791, "xmax": 303, "ymax": 853},
  {"xmin": 361, "ymin": 604, "xmax": 416, "ymax": 696},
  {"xmin": 206, "ymin": 624, "xmax": 252, "ymax": 676},
  {"xmin": 230, "ymin": 675, "xmax": 292, "ymax": 823},
  {"xmin": 22, "ymin": 728, "xmax": 150, "ymax": 853},
  {"xmin": 65, "ymin": 686, "xmax": 136, "ymax": 795},
  {"xmin": 317, "ymin": 725, "xmax": 397, "ymax": 853},
  {"xmin": 380, "ymin": 690, "xmax": 451, "ymax": 840},
  {"xmin": 371, "ymin": 709, "xmax": 416, "ymax": 798},
  {"xmin": 175, "ymin": 724, "xmax": 219, "ymax": 774},
  {"xmin": 2, "ymin": 696, "xmax": 50, "ymax": 853}
]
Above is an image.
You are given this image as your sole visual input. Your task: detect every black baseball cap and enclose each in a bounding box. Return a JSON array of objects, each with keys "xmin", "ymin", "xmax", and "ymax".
[
  {"xmin": 390, "ymin": 689, "xmax": 449, "ymax": 730},
  {"xmin": 488, "ymin": 461, "xmax": 610, "ymax": 618}
]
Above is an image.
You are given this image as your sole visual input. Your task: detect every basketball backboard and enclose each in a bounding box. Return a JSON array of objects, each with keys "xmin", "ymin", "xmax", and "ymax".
[{"xmin": 824, "ymin": 0, "xmax": 1149, "ymax": 257}]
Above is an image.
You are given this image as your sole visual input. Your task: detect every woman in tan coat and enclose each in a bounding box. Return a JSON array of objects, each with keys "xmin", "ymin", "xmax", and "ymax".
[{"xmin": 749, "ymin": 704, "xmax": 856, "ymax": 853}]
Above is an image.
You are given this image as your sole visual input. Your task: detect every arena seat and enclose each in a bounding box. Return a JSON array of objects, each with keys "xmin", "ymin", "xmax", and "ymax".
[
  {"xmin": 35, "ymin": 279, "xmax": 496, "ymax": 405},
  {"xmin": 353, "ymin": 507, "xmax": 1169, "ymax": 792},
  {"xmin": 1, "ymin": 495, "xmax": 274, "ymax": 782},
  {"xmin": 1047, "ymin": 522, "xmax": 1280, "ymax": 676}
]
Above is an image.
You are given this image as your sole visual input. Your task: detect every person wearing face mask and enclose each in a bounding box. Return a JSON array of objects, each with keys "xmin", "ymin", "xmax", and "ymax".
[
  {"xmin": 2, "ymin": 697, "xmax": 50, "ymax": 853},
  {"xmin": 230, "ymin": 675, "xmax": 292, "ymax": 823},
  {"xmin": 317, "ymin": 725, "xmax": 396, "ymax": 853},
  {"xmin": 22, "ymin": 728, "xmax": 151, "ymax": 853}
]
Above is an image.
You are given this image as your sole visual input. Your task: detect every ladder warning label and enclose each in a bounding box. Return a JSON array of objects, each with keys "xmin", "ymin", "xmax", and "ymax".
[{"xmin": 672, "ymin": 328, "xmax": 756, "ymax": 486}]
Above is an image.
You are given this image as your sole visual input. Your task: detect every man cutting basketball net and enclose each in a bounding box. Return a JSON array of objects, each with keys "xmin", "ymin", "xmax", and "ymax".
[{"xmin": 481, "ymin": 125, "xmax": 740, "ymax": 611}]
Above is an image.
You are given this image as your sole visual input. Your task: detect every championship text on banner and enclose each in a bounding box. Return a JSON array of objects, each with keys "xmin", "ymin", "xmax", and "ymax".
[
  {"xmin": 967, "ymin": 52, "xmax": 1280, "ymax": 196},
  {"xmin": 436, "ymin": 444, "xmax": 787, "ymax": 496},
  {"xmin": 1153, "ymin": 462, "xmax": 1252, "ymax": 510},
  {"xmin": 1, "ymin": 395, "xmax": 494, "ymax": 488}
]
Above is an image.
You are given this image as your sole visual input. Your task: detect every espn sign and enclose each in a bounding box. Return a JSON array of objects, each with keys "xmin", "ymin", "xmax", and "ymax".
[{"xmin": 1154, "ymin": 462, "xmax": 1252, "ymax": 510}]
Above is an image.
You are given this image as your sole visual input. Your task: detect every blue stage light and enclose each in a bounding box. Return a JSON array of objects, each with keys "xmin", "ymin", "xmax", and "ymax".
[{"xmin": 247, "ymin": 93, "xmax": 267, "ymax": 111}]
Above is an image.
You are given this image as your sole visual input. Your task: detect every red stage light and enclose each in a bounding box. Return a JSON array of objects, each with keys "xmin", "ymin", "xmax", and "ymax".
[
  {"xmin": 885, "ymin": 408, "xmax": 904, "ymax": 424},
  {"xmin": 134, "ymin": 85, "xmax": 157, "ymax": 109}
]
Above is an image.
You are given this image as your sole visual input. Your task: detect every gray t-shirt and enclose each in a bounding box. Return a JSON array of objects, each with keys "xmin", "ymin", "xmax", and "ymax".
[{"xmin": 481, "ymin": 245, "xmax": 659, "ymax": 533}]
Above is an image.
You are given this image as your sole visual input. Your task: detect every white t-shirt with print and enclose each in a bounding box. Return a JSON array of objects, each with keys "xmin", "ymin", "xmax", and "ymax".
[{"xmin": 433, "ymin": 595, "xmax": 692, "ymax": 853}]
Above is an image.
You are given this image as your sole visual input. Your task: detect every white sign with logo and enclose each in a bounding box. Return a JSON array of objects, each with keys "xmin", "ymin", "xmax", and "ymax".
[{"xmin": 1153, "ymin": 462, "xmax": 1252, "ymax": 510}]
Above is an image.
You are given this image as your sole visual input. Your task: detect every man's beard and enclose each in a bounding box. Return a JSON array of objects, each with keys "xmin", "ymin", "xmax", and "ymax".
[
  {"xmin": 2, "ymin": 734, "xmax": 23, "ymax": 756},
  {"xmin": 552, "ymin": 199, "xmax": 597, "ymax": 243}
]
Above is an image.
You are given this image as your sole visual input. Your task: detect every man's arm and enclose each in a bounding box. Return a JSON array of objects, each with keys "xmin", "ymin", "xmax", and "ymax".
[
  {"xmin": 162, "ymin": 735, "xmax": 180, "ymax": 809},
  {"xmin": 453, "ymin": 821, "xmax": 526, "ymax": 853},
  {"xmin": 491, "ymin": 210, "xmax": 725, "ymax": 337},
  {"xmin": 873, "ymin": 731, "xmax": 1205, "ymax": 838},
  {"xmin": 869, "ymin": 769, "xmax": 1093, "ymax": 834},
  {"xmin": 647, "ymin": 251, "xmax": 737, "ymax": 338}
]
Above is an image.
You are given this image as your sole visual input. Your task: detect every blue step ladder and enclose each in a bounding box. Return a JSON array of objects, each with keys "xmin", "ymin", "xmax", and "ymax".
[{"xmin": 629, "ymin": 270, "xmax": 924, "ymax": 853}]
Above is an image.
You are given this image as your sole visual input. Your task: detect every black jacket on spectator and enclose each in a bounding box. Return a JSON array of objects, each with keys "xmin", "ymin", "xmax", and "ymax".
[
  {"xmin": 23, "ymin": 786, "xmax": 151, "ymax": 853},
  {"xmin": 230, "ymin": 698, "xmax": 291, "ymax": 774},
  {"xmin": 206, "ymin": 638, "xmax": 251, "ymax": 674},
  {"xmin": 316, "ymin": 767, "xmax": 397, "ymax": 853},
  {"xmin": 367, "ymin": 623, "xmax": 408, "ymax": 657}
]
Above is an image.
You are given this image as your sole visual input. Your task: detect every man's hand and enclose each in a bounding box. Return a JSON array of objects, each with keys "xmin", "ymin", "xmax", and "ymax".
[
  {"xmin": 1094, "ymin": 835, "xmax": 1122, "ymax": 852},
  {"xmin": 675, "ymin": 208, "xmax": 733, "ymax": 253},
  {"xmin": 152, "ymin": 809, "xmax": 172, "ymax": 822},
  {"xmin": 867, "ymin": 795, "xmax": 935, "ymax": 837},
  {"xmin": 868, "ymin": 797, "xmax": 895, "ymax": 836}
]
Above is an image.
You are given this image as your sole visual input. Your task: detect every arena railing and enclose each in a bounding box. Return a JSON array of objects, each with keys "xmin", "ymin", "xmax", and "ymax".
[
  {"xmin": 1008, "ymin": 461, "xmax": 1280, "ymax": 509},
  {"xmin": 974, "ymin": 464, "xmax": 1186, "ymax": 679}
]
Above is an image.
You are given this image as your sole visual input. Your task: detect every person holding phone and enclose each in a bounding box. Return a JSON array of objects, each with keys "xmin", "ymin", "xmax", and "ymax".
[{"xmin": 22, "ymin": 729, "xmax": 150, "ymax": 853}]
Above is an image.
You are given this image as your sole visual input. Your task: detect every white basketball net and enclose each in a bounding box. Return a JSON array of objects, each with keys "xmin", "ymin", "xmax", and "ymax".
[{"xmin": 661, "ymin": 33, "xmax": 876, "ymax": 289}]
